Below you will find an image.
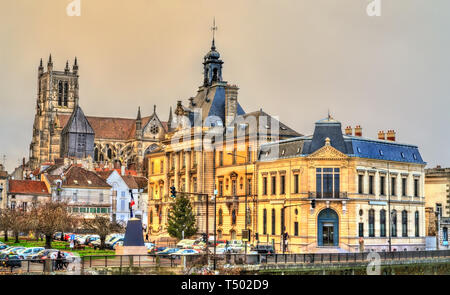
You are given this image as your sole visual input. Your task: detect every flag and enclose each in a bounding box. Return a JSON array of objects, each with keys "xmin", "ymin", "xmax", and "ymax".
[{"xmin": 129, "ymin": 191, "xmax": 135, "ymax": 218}]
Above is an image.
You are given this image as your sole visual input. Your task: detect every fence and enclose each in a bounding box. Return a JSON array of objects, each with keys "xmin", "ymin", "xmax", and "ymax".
[{"xmin": 2, "ymin": 250, "xmax": 450, "ymax": 274}]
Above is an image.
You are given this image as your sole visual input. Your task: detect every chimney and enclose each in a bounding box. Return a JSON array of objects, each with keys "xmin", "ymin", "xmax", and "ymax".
[
  {"xmin": 345, "ymin": 126, "xmax": 352, "ymax": 136},
  {"xmin": 386, "ymin": 130, "xmax": 396, "ymax": 141},
  {"xmin": 22, "ymin": 157, "xmax": 26, "ymax": 168},
  {"xmin": 225, "ymin": 85, "xmax": 239, "ymax": 126},
  {"xmin": 378, "ymin": 130, "xmax": 386, "ymax": 140},
  {"xmin": 354, "ymin": 125, "xmax": 362, "ymax": 137},
  {"xmin": 121, "ymin": 165, "xmax": 125, "ymax": 176}
]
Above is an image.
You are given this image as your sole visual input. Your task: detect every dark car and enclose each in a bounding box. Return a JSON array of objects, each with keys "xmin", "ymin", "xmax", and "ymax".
[
  {"xmin": 0, "ymin": 254, "xmax": 22, "ymax": 269},
  {"xmin": 254, "ymin": 245, "xmax": 275, "ymax": 255}
]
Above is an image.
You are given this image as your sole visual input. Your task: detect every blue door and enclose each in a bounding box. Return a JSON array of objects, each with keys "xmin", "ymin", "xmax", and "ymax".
[{"xmin": 317, "ymin": 208, "xmax": 339, "ymax": 246}]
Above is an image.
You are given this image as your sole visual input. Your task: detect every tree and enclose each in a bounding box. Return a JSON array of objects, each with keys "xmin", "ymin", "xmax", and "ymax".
[
  {"xmin": 8, "ymin": 208, "xmax": 31, "ymax": 243},
  {"xmin": 35, "ymin": 201, "xmax": 76, "ymax": 249},
  {"xmin": 82, "ymin": 216, "xmax": 125, "ymax": 249},
  {"xmin": 167, "ymin": 195, "xmax": 197, "ymax": 240},
  {"xmin": 0, "ymin": 209, "xmax": 12, "ymax": 241}
]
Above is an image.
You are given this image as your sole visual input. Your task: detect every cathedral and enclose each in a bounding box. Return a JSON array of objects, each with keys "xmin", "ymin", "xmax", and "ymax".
[{"xmin": 29, "ymin": 55, "xmax": 169, "ymax": 174}]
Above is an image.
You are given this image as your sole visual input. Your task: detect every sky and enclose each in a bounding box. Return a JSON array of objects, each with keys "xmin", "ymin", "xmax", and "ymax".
[{"xmin": 0, "ymin": 0, "xmax": 449, "ymax": 171}]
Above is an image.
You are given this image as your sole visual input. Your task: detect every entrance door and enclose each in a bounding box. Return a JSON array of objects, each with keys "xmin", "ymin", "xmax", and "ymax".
[
  {"xmin": 317, "ymin": 208, "xmax": 339, "ymax": 246},
  {"xmin": 322, "ymin": 223, "xmax": 334, "ymax": 246}
]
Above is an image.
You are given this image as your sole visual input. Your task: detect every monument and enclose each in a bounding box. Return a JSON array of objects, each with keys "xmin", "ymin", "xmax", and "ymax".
[{"xmin": 115, "ymin": 217, "xmax": 147, "ymax": 255}]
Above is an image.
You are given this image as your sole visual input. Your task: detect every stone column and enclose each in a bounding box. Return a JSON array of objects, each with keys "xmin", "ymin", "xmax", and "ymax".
[
  {"xmin": 174, "ymin": 152, "xmax": 180, "ymax": 191},
  {"xmin": 185, "ymin": 151, "xmax": 191, "ymax": 192}
]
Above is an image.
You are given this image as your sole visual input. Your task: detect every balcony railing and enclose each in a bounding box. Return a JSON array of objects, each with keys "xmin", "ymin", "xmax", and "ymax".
[{"xmin": 308, "ymin": 191, "xmax": 348, "ymax": 199}]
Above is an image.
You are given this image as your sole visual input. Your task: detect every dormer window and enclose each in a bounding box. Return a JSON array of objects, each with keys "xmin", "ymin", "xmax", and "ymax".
[
  {"xmin": 401, "ymin": 152, "xmax": 405, "ymax": 158},
  {"xmin": 357, "ymin": 147, "xmax": 362, "ymax": 153},
  {"xmin": 413, "ymin": 153, "xmax": 417, "ymax": 160},
  {"xmin": 379, "ymin": 150, "xmax": 384, "ymax": 156}
]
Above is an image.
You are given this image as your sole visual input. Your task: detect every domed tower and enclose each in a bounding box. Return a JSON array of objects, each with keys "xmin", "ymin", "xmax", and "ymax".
[{"xmin": 203, "ymin": 38, "xmax": 224, "ymax": 86}]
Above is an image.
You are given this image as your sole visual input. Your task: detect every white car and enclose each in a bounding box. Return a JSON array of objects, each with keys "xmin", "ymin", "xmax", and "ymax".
[
  {"xmin": 17, "ymin": 247, "xmax": 45, "ymax": 260},
  {"xmin": 169, "ymin": 249, "xmax": 199, "ymax": 257}
]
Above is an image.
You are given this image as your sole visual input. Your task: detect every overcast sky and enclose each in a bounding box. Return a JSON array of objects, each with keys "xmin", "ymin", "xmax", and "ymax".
[{"xmin": 0, "ymin": 0, "xmax": 449, "ymax": 171}]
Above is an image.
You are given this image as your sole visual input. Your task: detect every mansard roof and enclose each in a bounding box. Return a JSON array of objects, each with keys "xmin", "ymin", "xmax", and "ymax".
[{"xmin": 258, "ymin": 117, "xmax": 426, "ymax": 165}]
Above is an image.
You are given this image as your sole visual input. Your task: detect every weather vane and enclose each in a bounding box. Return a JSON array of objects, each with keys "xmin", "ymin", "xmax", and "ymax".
[{"xmin": 211, "ymin": 17, "xmax": 218, "ymax": 43}]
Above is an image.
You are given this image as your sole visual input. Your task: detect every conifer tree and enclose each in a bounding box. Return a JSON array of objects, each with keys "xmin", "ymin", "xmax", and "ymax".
[{"xmin": 167, "ymin": 195, "xmax": 197, "ymax": 240}]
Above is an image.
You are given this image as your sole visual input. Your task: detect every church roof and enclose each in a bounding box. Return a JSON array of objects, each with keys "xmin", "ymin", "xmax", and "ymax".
[
  {"xmin": 62, "ymin": 106, "xmax": 94, "ymax": 135},
  {"xmin": 57, "ymin": 114, "xmax": 168, "ymax": 141}
]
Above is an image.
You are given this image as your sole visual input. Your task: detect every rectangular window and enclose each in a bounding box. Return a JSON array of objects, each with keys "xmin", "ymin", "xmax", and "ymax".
[
  {"xmin": 280, "ymin": 175, "xmax": 285, "ymax": 195},
  {"xmin": 99, "ymin": 192, "xmax": 104, "ymax": 203},
  {"xmin": 358, "ymin": 174, "xmax": 364, "ymax": 194},
  {"xmin": 402, "ymin": 211, "xmax": 408, "ymax": 237},
  {"xmin": 294, "ymin": 222, "xmax": 299, "ymax": 236},
  {"xmin": 380, "ymin": 210, "xmax": 386, "ymax": 237},
  {"xmin": 391, "ymin": 177, "xmax": 396, "ymax": 196},
  {"xmin": 380, "ymin": 176, "xmax": 385, "ymax": 196},
  {"xmin": 247, "ymin": 178, "xmax": 252, "ymax": 195},
  {"xmin": 359, "ymin": 223, "xmax": 364, "ymax": 237},
  {"xmin": 369, "ymin": 175, "xmax": 374, "ymax": 195},
  {"xmin": 263, "ymin": 209, "xmax": 267, "ymax": 235},
  {"xmin": 193, "ymin": 177, "xmax": 197, "ymax": 193},
  {"xmin": 271, "ymin": 176, "xmax": 276, "ymax": 195},
  {"xmin": 90, "ymin": 208, "xmax": 96, "ymax": 213},
  {"xmin": 73, "ymin": 191, "xmax": 78, "ymax": 202},
  {"xmin": 436, "ymin": 204, "xmax": 442, "ymax": 217},
  {"xmin": 72, "ymin": 207, "xmax": 79, "ymax": 213},
  {"xmin": 232, "ymin": 180, "xmax": 237, "ymax": 196},
  {"xmin": 160, "ymin": 160, "xmax": 164, "ymax": 173},
  {"xmin": 391, "ymin": 211, "xmax": 397, "ymax": 237},
  {"xmin": 263, "ymin": 177, "xmax": 267, "ymax": 195},
  {"xmin": 414, "ymin": 179, "xmax": 419, "ymax": 197},
  {"xmin": 415, "ymin": 211, "xmax": 419, "ymax": 237},
  {"xmin": 101, "ymin": 208, "xmax": 107, "ymax": 213},
  {"xmin": 369, "ymin": 210, "xmax": 375, "ymax": 237},
  {"xmin": 219, "ymin": 151, "xmax": 223, "ymax": 166},
  {"xmin": 316, "ymin": 168, "xmax": 322, "ymax": 197},
  {"xmin": 80, "ymin": 207, "xmax": 86, "ymax": 213},
  {"xmin": 316, "ymin": 168, "xmax": 340, "ymax": 198},
  {"xmin": 219, "ymin": 181, "xmax": 223, "ymax": 197},
  {"xmin": 271, "ymin": 209, "xmax": 276, "ymax": 235},
  {"xmin": 294, "ymin": 174, "xmax": 299, "ymax": 194},
  {"xmin": 402, "ymin": 178, "xmax": 407, "ymax": 196}
]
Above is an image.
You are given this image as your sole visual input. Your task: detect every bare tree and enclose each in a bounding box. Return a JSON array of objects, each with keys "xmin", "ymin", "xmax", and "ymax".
[
  {"xmin": 82, "ymin": 216, "xmax": 125, "ymax": 250},
  {"xmin": 35, "ymin": 201, "xmax": 76, "ymax": 249},
  {"xmin": 8, "ymin": 208, "xmax": 31, "ymax": 243},
  {"xmin": 0, "ymin": 209, "xmax": 12, "ymax": 241}
]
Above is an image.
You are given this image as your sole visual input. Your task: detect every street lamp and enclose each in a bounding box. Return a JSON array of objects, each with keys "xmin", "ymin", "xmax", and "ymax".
[
  {"xmin": 374, "ymin": 163, "xmax": 391, "ymax": 252},
  {"xmin": 227, "ymin": 152, "xmax": 249, "ymax": 257},
  {"xmin": 211, "ymin": 192, "xmax": 217, "ymax": 271}
]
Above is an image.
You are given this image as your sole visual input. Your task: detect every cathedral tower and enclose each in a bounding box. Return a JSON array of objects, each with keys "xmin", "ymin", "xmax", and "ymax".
[{"xmin": 30, "ymin": 55, "xmax": 80, "ymax": 168}]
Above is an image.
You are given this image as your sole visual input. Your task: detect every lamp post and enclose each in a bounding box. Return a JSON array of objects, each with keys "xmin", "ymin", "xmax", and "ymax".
[
  {"xmin": 374, "ymin": 163, "xmax": 391, "ymax": 252},
  {"xmin": 212, "ymin": 191, "xmax": 217, "ymax": 271},
  {"xmin": 227, "ymin": 152, "xmax": 248, "ymax": 257}
]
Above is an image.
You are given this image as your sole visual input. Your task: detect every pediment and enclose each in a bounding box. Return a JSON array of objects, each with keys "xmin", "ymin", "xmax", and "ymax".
[{"xmin": 306, "ymin": 144, "xmax": 348, "ymax": 160}]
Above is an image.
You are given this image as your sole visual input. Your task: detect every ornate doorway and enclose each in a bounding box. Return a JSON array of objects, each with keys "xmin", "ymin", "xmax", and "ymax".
[{"xmin": 317, "ymin": 208, "xmax": 339, "ymax": 246}]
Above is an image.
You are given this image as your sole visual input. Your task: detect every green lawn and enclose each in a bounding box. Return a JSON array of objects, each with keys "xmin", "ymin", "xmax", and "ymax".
[{"xmin": 0, "ymin": 237, "xmax": 115, "ymax": 257}]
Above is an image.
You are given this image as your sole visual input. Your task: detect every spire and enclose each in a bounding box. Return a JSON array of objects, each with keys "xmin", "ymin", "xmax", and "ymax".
[
  {"xmin": 168, "ymin": 106, "xmax": 173, "ymax": 130},
  {"xmin": 65, "ymin": 60, "xmax": 70, "ymax": 73},
  {"xmin": 136, "ymin": 106, "xmax": 142, "ymax": 121},
  {"xmin": 38, "ymin": 58, "xmax": 44, "ymax": 75},
  {"xmin": 39, "ymin": 58, "xmax": 43, "ymax": 68},
  {"xmin": 73, "ymin": 57, "xmax": 79, "ymax": 74},
  {"xmin": 153, "ymin": 105, "xmax": 157, "ymax": 114},
  {"xmin": 211, "ymin": 17, "xmax": 218, "ymax": 50},
  {"xmin": 47, "ymin": 54, "xmax": 53, "ymax": 72}
]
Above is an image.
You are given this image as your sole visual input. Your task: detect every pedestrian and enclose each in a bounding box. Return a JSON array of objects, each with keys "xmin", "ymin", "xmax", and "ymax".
[
  {"xmin": 145, "ymin": 232, "xmax": 149, "ymax": 242},
  {"xmin": 359, "ymin": 237, "xmax": 365, "ymax": 253},
  {"xmin": 56, "ymin": 251, "xmax": 63, "ymax": 270},
  {"xmin": 70, "ymin": 238, "xmax": 74, "ymax": 251}
]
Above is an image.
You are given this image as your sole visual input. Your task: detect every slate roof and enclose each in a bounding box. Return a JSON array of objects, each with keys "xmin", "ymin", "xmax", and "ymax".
[
  {"xmin": 57, "ymin": 114, "xmax": 168, "ymax": 141},
  {"xmin": 61, "ymin": 106, "xmax": 94, "ymax": 135},
  {"xmin": 8, "ymin": 180, "xmax": 50, "ymax": 195},
  {"xmin": 259, "ymin": 117, "xmax": 425, "ymax": 165}
]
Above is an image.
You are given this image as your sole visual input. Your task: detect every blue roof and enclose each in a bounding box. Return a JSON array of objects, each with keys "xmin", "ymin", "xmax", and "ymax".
[
  {"xmin": 207, "ymin": 86, "xmax": 245, "ymax": 123},
  {"xmin": 349, "ymin": 137, "xmax": 425, "ymax": 164}
]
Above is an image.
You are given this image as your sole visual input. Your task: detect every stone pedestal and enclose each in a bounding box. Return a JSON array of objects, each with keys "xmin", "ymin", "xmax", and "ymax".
[{"xmin": 115, "ymin": 217, "xmax": 147, "ymax": 255}]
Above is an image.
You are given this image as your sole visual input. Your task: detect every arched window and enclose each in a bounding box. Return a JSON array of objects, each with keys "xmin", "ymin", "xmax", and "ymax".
[
  {"xmin": 263, "ymin": 209, "xmax": 267, "ymax": 235},
  {"xmin": 402, "ymin": 210, "xmax": 408, "ymax": 237},
  {"xmin": 380, "ymin": 209, "xmax": 386, "ymax": 237},
  {"xmin": 218, "ymin": 209, "xmax": 223, "ymax": 226},
  {"xmin": 107, "ymin": 148, "xmax": 112, "ymax": 160},
  {"xmin": 231, "ymin": 209, "xmax": 236, "ymax": 225},
  {"xmin": 415, "ymin": 211, "xmax": 419, "ymax": 237},
  {"xmin": 63, "ymin": 81, "xmax": 69, "ymax": 106},
  {"xmin": 391, "ymin": 210, "xmax": 397, "ymax": 237},
  {"xmin": 369, "ymin": 209, "xmax": 375, "ymax": 237},
  {"xmin": 58, "ymin": 81, "xmax": 63, "ymax": 106},
  {"xmin": 94, "ymin": 148, "xmax": 99, "ymax": 162},
  {"xmin": 271, "ymin": 208, "xmax": 276, "ymax": 235},
  {"xmin": 443, "ymin": 227, "xmax": 448, "ymax": 242}
]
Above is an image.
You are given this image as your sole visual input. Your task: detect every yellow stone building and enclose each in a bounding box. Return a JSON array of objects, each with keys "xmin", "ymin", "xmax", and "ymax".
[{"xmin": 256, "ymin": 117, "xmax": 426, "ymax": 253}]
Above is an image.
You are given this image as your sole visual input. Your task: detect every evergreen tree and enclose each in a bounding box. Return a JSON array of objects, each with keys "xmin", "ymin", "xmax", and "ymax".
[{"xmin": 167, "ymin": 195, "xmax": 197, "ymax": 240}]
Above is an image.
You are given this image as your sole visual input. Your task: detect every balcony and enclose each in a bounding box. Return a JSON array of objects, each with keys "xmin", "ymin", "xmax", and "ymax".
[{"xmin": 308, "ymin": 191, "xmax": 348, "ymax": 200}]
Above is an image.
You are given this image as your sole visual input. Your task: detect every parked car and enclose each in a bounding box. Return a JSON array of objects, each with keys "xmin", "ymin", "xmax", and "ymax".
[
  {"xmin": 31, "ymin": 249, "xmax": 59, "ymax": 263},
  {"xmin": 176, "ymin": 239, "xmax": 196, "ymax": 249},
  {"xmin": 149, "ymin": 246, "xmax": 167, "ymax": 254},
  {"xmin": 108, "ymin": 238, "xmax": 124, "ymax": 249},
  {"xmin": 0, "ymin": 244, "xmax": 9, "ymax": 251},
  {"xmin": 0, "ymin": 253, "xmax": 22, "ymax": 269},
  {"xmin": 1, "ymin": 246, "xmax": 25, "ymax": 255},
  {"xmin": 253, "ymin": 245, "xmax": 275, "ymax": 255},
  {"xmin": 156, "ymin": 248, "xmax": 179, "ymax": 258},
  {"xmin": 169, "ymin": 249, "xmax": 199, "ymax": 258},
  {"xmin": 17, "ymin": 247, "xmax": 45, "ymax": 260}
]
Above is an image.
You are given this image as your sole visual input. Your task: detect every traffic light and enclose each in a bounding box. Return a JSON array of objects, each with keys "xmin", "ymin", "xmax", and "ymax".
[
  {"xmin": 170, "ymin": 186, "xmax": 176, "ymax": 198},
  {"xmin": 311, "ymin": 199, "xmax": 316, "ymax": 209}
]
